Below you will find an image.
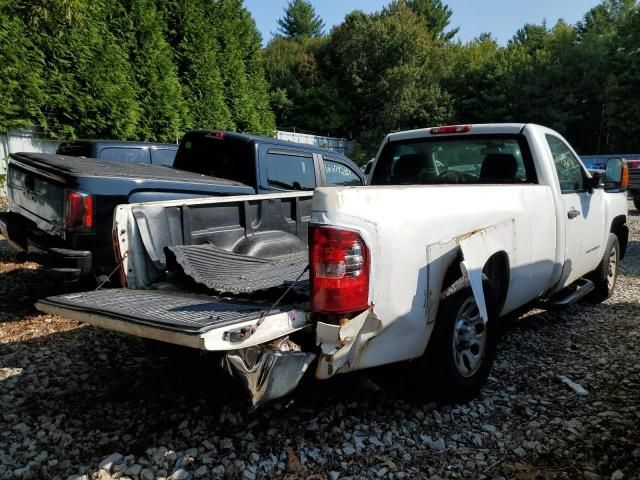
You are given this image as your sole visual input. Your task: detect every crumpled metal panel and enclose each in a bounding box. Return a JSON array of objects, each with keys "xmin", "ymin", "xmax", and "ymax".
[
  {"xmin": 224, "ymin": 337, "xmax": 315, "ymax": 407},
  {"xmin": 166, "ymin": 243, "xmax": 309, "ymax": 295}
]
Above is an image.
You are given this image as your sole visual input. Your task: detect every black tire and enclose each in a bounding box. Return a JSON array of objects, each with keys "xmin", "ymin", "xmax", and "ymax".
[
  {"xmin": 634, "ymin": 197, "xmax": 640, "ymax": 212},
  {"xmin": 415, "ymin": 278, "xmax": 497, "ymax": 402},
  {"xmin": 586, "ymin": 233, "xmax": 619, "ymax": 303}
]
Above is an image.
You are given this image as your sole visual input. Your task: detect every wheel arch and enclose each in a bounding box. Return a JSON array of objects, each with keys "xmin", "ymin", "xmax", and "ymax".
[
  {"xmin": 610, "ymin": 215, "xmax": 628, "ymax": 260},
  {"xmin": 482, "ymin": 251, "xmax": 510, "ymax": 315}
]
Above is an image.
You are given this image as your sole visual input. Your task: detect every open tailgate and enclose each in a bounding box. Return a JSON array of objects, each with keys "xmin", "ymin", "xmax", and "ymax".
[{"xmin": 37, "ymin": 289, "xmax": 309, "ymax": 351}]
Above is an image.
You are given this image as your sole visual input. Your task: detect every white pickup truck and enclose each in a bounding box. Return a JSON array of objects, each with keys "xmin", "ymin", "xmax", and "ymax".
[{"xmin": 37, "ymin": 123, "xmax": 629, "ymax": 405}]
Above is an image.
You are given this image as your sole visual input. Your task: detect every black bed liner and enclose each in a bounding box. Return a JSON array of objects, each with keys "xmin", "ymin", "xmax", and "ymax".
[
  {"xmin": 165, "ymin": 244, "xmax": 309, "ymax": 295},
  {"xmin": 39, "ymin": 289, "xmax": 285, "ymax": 334}
]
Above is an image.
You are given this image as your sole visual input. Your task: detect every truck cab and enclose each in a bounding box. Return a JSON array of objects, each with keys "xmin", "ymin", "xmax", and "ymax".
[{"xmin": 173, "ymin": 130, "xmax": 365, "ymax": 194}]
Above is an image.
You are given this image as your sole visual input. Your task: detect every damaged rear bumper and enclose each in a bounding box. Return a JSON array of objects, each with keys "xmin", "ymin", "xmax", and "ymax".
[
  {"xmin": 224, "ymin": 337, "xmax": 315, "ymax": 407},
  {"xmin": 223, "ymin": 307, "xmax": 381, "ymax": 406}
]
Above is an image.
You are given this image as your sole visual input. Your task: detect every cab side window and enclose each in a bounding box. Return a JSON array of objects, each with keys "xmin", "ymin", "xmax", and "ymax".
[
  {"xmin": 546, "ymin": 135, "xmax": 585, "ymax": 193},
  {"xmin": 265, "ymin": 151, "xmax": 316, "ymax": 190},
  {"xmin": 323, "ymin": 158, "xmax": 363, "ymax": 186}
]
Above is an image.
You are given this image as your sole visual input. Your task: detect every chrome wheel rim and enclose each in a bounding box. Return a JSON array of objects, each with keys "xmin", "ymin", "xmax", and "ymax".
[
  {"xmin": 452, "ymin": 296, "xmax": 487, "ymax": 377},
  {"xmin": 607, "ymin": 246, "xmax": 618, "ymax": 291}
]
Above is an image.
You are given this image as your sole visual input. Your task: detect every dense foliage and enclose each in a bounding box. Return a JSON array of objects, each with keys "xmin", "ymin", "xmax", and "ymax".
[
  {"xmin": 0, "ymin": 0, "xmax": 275, "ymax": 140},
  {"xmin": 263, "ymin": 0, "xmax": 640, "ymax": 161},
  {"xmin": 1, "ymin": 0, "xmax": 638, "ymax": 157}
]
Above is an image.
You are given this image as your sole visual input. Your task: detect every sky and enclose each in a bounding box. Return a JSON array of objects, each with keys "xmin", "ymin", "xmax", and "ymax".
[{"xmin": 245, "ymin": 0, "xmax": 603, "ymax": 45}]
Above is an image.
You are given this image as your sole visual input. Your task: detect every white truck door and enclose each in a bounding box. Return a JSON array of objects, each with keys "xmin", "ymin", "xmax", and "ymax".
[{"xmin": 545, "ymin": 134, "xmax": 605, "ymax": 287}]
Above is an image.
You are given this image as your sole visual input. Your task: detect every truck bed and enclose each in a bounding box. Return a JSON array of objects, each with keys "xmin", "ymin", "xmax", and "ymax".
[{"xmin": 10, "ymin": 152, "xmax": 249, "ymax": 186}]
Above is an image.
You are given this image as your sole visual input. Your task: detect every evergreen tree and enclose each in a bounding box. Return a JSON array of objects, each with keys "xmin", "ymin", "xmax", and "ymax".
[
  {"xmin": 18, "ymin": 0, "xmax": 139, "ymax": 139},
  {"xmin": 212, "ymin": 0, "xmax": 275, "ymax": 134},
  {"xmin": 277, "ymin": 0, "xmax": 324, "ymax": 41},
  {"xmin": 405, "ymin": 0, "xmax": 459, "ymax": 41},
  {"xmin": 162, "ymin": 0, "xmax": 234, "ymax": 131},
  {"xmin": 0, "ymin": 0, "xmax": 44, "ymax": 131},
  {"xmin": 126, "ymin": 0, "xmax": 189, "ymax": 142}
]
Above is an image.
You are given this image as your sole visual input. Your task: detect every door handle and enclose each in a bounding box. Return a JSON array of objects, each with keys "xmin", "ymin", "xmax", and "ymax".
[{"xmin": 568, "ymin": 208, "xmax": 580, "ymax": 219}]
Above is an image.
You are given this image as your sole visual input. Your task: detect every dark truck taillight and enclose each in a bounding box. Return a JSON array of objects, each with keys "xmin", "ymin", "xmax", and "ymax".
[
  {"xmin": 310, "ymin": 225, "xmax": 370, "ymax": 314},
  {"xmin": 64, "ymin": 190, "xmax": 94, "ymax": 231}
]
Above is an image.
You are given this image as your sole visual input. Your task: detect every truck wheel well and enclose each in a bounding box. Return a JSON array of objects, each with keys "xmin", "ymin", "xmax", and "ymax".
[
  {"xmin": 441, "ymin": 250, "xmax": 510, "ymax": 314},
  {"xmin": 610, "ymin": 215, "xmax": 628, "ymax": 260},
  {"xmin": 482, "ymin": 252, "xmax": 510, "ymax": 315}
]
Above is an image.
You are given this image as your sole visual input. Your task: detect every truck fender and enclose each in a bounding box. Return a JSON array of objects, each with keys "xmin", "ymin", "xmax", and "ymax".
[{"xmin": 458, "ymin": 219, "xmax": 515, "ymax": 324}]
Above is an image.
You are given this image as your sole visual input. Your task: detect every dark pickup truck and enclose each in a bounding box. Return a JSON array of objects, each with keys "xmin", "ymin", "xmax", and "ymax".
[
  {"xmin": 56, "ymin": 139, "xmax": 179, "ymax": 166},
  {"xmin": 0, "ymin": 130, "xmax": 364, "ymax": 280}
]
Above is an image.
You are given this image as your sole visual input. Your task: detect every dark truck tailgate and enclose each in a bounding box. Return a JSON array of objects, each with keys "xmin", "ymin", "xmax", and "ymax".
[{"xmin": 7, "ymin": 158, "xmax": 66, "ymax": 235}]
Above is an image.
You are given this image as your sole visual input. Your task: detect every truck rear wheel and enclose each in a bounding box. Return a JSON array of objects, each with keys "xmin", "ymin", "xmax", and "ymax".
[
  {"xmin": 634, "ymin": 197, "xmax": 640, "ymax": 211},
  {"xmin": 586, "ymin": 233, "xmax": 619, "ymax": 303},
  {"xmin": 416, "ymin": 278, "xmax": 496, "ymax": 402}
]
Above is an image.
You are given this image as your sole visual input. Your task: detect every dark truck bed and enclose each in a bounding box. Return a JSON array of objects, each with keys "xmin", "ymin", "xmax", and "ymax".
[
  {"xmin": 1, "ymin": 152, "xmax": 254, "ymax": 278},
  {"xmin": 38, "ymin": 193, "xmax": 312, "ymax": 345}
]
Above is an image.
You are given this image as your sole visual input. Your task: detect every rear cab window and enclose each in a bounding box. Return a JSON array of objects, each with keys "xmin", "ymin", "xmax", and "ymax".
[
  {"xmin": 56, "ymin": 142, "xmax": 92, "ymax": 157},
  {"xmin": 150, "ymin": 148, "xmax": 177, "ymax": 166},
  {"xmin": 371, "ymin": 134, "xmax": 537, "ymax": 186},
  {"xmin": 173, "ymin": 132, "xmax": 255, "ymax": 187},
  {"xmin": 264, "ymin": 150, "xmax": 316, "ymax": 191},
  {"xmin": 100, "ymin": 147, "xmax": 151, "ymax": 164}
]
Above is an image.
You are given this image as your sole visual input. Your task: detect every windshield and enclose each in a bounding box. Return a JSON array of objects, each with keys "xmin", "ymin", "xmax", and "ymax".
[{"xmin": 371, "ymin": 134, "xmax": 537, "ymax": 185}]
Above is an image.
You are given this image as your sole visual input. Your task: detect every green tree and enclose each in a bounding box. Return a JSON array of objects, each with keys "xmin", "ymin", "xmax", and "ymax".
[
  {"xmin": 126, "ymin": 0, "xmax": 189, "ymax": 142},
  {"xmin": 329, "ymin": 4, "xmax": 452, "ymax": 154},
  {"xmin": 405, "ymin": 0, "xmax": 459, "ymax": 41},
  {"xmin": 18, "ymin": 0, "xmax": 139, "ymax": 139},
  {"xmin": 212, "ymin": 0, "xmax": 275, "ymax": 134},
  {"xmin": 509, "ymin": 22, "xmax": 548, "ymax": 54},
  {"xmin": 277, "ymin": 0, "xmax": 324, "ymax": 40},
  {"xmin": 162, "ymin": 0, "xmax": 234, "ymax": 132},
  {"xmin": 0, "ymin": 0, "xmax": 44, "ymax": 131},
  {"xmin": 262, "ymin": 36, "xmax": 343, "ymax": 133},
  {"xmin": 604, "ymin": 5, "xmax": 640, "ymax": 151}
]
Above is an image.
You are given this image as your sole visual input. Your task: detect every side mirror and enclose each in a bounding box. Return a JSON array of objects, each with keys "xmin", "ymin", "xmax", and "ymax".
[{"xmin": 603, "ymin": 158, "xmax": 628, "ymax": 191}]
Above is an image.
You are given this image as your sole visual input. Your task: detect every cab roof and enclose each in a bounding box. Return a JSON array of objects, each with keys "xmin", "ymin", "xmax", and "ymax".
[{"xmin": 387, "ymin": 123, "xmax": 528, "ymax": 143}]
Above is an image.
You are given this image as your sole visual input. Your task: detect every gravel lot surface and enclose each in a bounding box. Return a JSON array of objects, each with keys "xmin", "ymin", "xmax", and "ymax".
[{"xmin": 1, "ymin": 196, "xmax": 639, "ymax": 480}]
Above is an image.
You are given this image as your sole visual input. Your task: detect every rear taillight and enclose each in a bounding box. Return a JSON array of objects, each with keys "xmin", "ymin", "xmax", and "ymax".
[
  {"xmin": 64, "ymin": 190, "xmax": 94, "ymax": 231},
  {"xmin": 310, "ymin": 226, "xmax": 370, "ymax": 314}
]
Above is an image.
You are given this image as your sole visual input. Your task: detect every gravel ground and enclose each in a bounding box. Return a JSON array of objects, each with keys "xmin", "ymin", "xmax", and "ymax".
[{"xmin": 1, "ymin": 198, "xmax": 639, "ymax": 480}]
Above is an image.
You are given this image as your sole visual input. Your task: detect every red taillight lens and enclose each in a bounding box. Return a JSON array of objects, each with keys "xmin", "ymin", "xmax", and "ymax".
[
  {"xmin": 64, "ymin": 190, "xmax": 94, "ymax": 230},
  {"xmin": 430, "ymin": 125, "xmax": 472, "ymax": 134},
  {"xmin": 310, "ymin": 226, "xmax": 370, "ymax": 314}
]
